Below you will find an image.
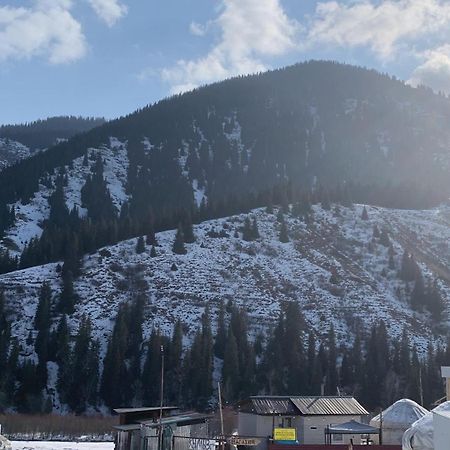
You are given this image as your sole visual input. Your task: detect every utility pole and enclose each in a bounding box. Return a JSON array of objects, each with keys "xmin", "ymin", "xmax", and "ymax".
[
  {"xmin": 218, "ymin": 382, "xmax": 225, "ymax": 450},
  {"xmin": 158, "ymin": 345, "xmax": 165, "ymax": 450}
]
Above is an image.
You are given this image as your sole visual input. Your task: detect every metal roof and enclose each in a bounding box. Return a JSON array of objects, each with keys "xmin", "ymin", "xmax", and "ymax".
[
  {"xmin": 245, "ymin": 396, "xmax": 368, "ymax": 416},
  {"xmin": 139, "ymin": 412, "xmax": 212, "ymax": 428},
  {"xmin": 113, "ymin": 424, "xmax": 141, "ymax": 431},
  {"xmin": 290, "ymin": 397, "xmax": 368, "ymax": 416},
  {"xmin": 244, "ymin": 397, "xmax": 298, "ymax": 415},
  {"xmin": 113, "ymin": 406, "xmax": 178, "ymax": 414}
]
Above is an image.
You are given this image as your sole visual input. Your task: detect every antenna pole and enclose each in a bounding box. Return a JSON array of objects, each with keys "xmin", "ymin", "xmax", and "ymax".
[{"xmin": 158, "ymin": 345, "xmax": 165, "ymax": 450}]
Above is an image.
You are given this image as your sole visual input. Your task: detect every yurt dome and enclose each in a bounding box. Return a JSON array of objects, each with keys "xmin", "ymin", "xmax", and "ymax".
[
  {"xmin": 371, "ymin": 399, "xmax": 429, "ymax": 429},
  {"xmin": 370, "ymin": 399, "xmax": 428, "ymax": 445},
  {"xmin": 402, "ymin": 401, "xmax": 450, "ymax": 450}
]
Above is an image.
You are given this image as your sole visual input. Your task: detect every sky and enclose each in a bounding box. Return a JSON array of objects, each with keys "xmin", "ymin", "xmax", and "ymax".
[{"xmin": 2, "ymin": 0, "xmax": 450, "ymax": 125}]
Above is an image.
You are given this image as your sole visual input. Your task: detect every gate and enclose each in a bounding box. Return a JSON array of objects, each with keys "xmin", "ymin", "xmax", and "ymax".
[{"xmin": 173, "ymin": 435, "xmax": 218, "ymax": 450}]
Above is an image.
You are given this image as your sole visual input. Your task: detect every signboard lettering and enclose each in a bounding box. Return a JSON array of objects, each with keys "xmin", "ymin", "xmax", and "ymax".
[
  {"xmin": 189, "ymin": 438, "xmax": 215, "ymax": 450},
  {"xmin": 229, "ymin": 437, "xmax": 261, "ymax": 446},
  {"xmin": 273, "ymin": 428, "xmax": 296, "ymax": 441}
]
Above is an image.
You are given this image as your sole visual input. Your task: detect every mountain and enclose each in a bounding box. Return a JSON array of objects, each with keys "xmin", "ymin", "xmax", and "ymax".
[
  {"xmin": 0, "ymin": 116, "xmax": 105, "ymax": 171},
  {"xmin": 1, "ymin": 61, "xmax": 450, "ymax": 414}
]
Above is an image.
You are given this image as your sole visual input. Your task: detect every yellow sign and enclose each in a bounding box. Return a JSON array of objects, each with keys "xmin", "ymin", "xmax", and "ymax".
[{"xmin": 274, "ymin": 428, "xmax": 296, "ymax": 441}]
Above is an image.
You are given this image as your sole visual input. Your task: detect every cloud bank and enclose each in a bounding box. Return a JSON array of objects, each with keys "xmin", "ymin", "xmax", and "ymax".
[
  {"xmin": 162, "ymin": 0, "xmax": 299, "ymax": 93},
  {"xmin": 0, "ymin": 0, "xmax": 127, "ymax": 64},
  {"xmin": 162, "ymin": 0, "xmax": 450, "ymax": 94}
]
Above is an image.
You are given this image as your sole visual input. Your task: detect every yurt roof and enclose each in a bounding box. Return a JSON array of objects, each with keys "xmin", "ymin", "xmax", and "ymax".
[{"xmin": 370, "ymin": 399, "xmax": 428, "ymax": 429}]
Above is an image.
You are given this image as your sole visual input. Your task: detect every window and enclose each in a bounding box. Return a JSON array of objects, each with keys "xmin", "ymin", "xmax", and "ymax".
[
  {"xmin": 282, "ymin": 418, "xmax": 292, "ymax": 428},
  {"xmin": 333, "ymin": 434, "xmax": 343, "ymax": 442}
]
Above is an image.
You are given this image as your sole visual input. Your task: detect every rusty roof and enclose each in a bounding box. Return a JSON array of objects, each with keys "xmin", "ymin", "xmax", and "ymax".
[{"xmin": 244, "ymin": 396, "xmax": 368, "ymax": 416}]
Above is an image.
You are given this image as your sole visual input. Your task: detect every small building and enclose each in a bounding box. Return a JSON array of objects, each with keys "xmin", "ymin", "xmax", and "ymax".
[
  {"xmin": 113, "ymin": 406, "xmax": 212, "ymax": 450},
  {"xmin": 238, "ymin": 395, "xmax": 369, "ymax": 447},
  {"xmin": 370, "ymin": 398, "xmax": 428, "ymax": 445},
  {"xmin": 433, "ymin": 409, "xmax": 450, "ymax": 450}
]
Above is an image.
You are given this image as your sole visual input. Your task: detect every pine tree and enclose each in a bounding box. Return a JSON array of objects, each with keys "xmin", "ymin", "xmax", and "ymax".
[
  {"xmin": 279, "ymin": 218, "xmax": 289, "ymax": 243},
  {"xmin": 242, "ymin": 217, "xmax": 253, "ymax": 241},
  {"xmin": 58, "ymin": 271, "xmax": 77, "ymax": 314},
  {"xmin": 182, "ymin": 214, "xmax": 196, "ymax": 243},
  {"xmin": 251, "ymin": 217, "xmax": 260, "ymax": 239},
  {"xmin": 222, "ymin": 328, "xmax": 239, "ymax": 400},
  {"xmin": 379, "ymin": 228, "xmax": 391, "ymax": 247},
  {"xmin": 411, "ymin": 272, "xmax": 425, "ymax": 311},
  {"xmin": 361, "ymin": 206, "xmax": 369, "ymax": 220},
  {"xmin": 34, "ymin": 281, "xmax": 52, "ymax": 331},
  {"xmin": 214, "ymin": 301, "xmax": 227, "ymax": 359},
  {"xmin": 150, "ymin": 245, "xmax": 157, "ymax": 257},
  {"xmin": 136, "ymin": 236, "xmax": 145, "ymax": 254},
  {"xmin": 172, "ymin": 225, "xmax": 187, "ymax": 255}
]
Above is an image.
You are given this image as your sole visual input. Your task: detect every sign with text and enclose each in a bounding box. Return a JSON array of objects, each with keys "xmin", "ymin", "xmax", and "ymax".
[
  {"xmin": 273, "ymin": 428, "xmax": 296, "ymax": 441},
  {"xmin": 229, "ymin": 437, "xmax": 261, "ymax": 446}
]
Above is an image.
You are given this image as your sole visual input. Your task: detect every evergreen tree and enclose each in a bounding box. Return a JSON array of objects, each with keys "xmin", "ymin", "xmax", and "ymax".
[
  {"xmin": 279, "ymin": 218, "xmax": 289, "ymax": 243},
  {"xmin": 136, "ymin": 236, "xmax": 145, "ymax": 254},
  {"xmin": 214, "ymin": 301, "xmax": 227, "ymax": 359},
  {"xmin": 242, "ymin": 217, "xmax": 253, "ymax": 241},
  {"xmin": 172, "ymin": 225, "xmax": 187, "ymax": 255},
  {"xmin": 150, "ymin": 245, "xmax": 157, "ymax": 257},
  {"xmin": 58, "ymin": 271, "xmax": 77, "ymax": 314},
  {"xmin": 361, "ymin": 206, "xmax": 369, "ymax": 220}
]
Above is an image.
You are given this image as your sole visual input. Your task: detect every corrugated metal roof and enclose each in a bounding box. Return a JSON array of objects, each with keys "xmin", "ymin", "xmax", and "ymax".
[
  {"xmin": 114, "ymin": 406, "xmax": 178, "ymax": 414},
  {"xmin": 290, "ymin": 397, "xmax": 368, "ymax": 416},
  {"xmin": 247, "ymin": 397, "xmax": 298, "ymax": 415},
  {"xmin": 139, "ymin": 412, "xmax": 211, "ymax": 428}
]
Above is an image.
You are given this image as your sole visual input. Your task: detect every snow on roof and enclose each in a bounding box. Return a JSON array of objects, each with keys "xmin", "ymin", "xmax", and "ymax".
[{"xmin": 370, "ymin": 398, "xmax": 428, "ymax": 429}]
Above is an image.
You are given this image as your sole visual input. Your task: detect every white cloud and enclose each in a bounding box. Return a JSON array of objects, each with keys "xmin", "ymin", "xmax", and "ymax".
[
  {"xmin": 0, "ymin": 0, "xmax": 127, "ymax": 65},
  {"xmin": 161, "ymin": 0, "xmax": 299, "ymax": 93},
  {"xmin": 189, "ymin": 21, "xmax": 207, "ymax": 37},
  {"xmin": 0, "ymin": 1, "xmax": 86, "ymax": 64},
  {"xmin": 306, "ymin": 0, "xmax": 450, "ymax": 61},
  {"xmin": 88, "ymin": 0, "xmax": 128, "ymax": 27},
  {"xmin": 409, "ymin": 45, "xmax": 450, "ymax": 93}
]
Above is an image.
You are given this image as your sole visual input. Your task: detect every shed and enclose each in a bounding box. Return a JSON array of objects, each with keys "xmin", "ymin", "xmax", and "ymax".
[
  {"xmin": 238, "ymin": 396, "xmax": 369, "ymax": 447},
  {"xmin": 370, "ymin": 399, "xmax": 428, "ymax": 445},
  {"xmin": 113, "ymin": 408, "xmax": 212, "ymax": 450}
]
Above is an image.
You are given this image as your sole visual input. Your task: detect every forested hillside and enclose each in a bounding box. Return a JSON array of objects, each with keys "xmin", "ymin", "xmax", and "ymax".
[
  {"xmin": 1, "ymin": 61, "xmax": 450, "ymax": 415},
  {"xmin": 0, "ymin": 117, "xmax": 105, "ymax": 150}
]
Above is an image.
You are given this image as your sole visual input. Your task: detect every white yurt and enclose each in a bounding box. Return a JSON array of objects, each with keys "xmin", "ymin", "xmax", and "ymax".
[
  {"xmin": 0, "ymin": 434, "xmax": 11, "ymax": 450},
  {"xmin": 370, "ymin": 399, "xmax": 428, "ymax": 445},
  {"xmin": 402, "ymin": 401, "xmax": 450, "ymax": 450}
]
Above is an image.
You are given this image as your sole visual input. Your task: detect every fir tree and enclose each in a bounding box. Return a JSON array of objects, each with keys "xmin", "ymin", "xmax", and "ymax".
[
  {"xmin": 172, "ymin": 225, "xmax": 187, "ymax": 255},
  {"xmin": 361, "ymin": 206, "xmax": 369, "ymax": 220},
  {"xmin": 150, "ymin": 245, "xmax": 157, "ymax": 257},
  {"xmin": 136, "ymin": 236, "xmax": 145, "ymax": 254},
  {"xmin": 279, "ymin": 218, "xmax": 289, "ymax": 243}
]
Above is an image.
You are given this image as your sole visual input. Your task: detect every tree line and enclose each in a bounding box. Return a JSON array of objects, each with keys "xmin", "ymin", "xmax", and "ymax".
[{"xmin": 0, "ymin": 285, "xmax": 448, "ymax": 414}]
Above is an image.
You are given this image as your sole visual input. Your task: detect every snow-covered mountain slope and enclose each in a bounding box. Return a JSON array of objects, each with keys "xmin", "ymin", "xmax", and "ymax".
[
  {"xmin": 0, "ymin": 138, "xmax": 34, "ymax": 171},
  {"xmin": 1, "ymin": 203, "xmax": 449, "ymax": 363},
  {"xmin": 1, "ymin": 138, "xmax": 129, "ymax": 255}
]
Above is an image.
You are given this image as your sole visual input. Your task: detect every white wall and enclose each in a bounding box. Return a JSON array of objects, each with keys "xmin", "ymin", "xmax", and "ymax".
[
  {"xmin": 238, "ymin": 413, "xmax": 365, "ymax": 446},
  {"xmin": 433, "ymin": 411, "xmax": 450, "ymax": 450},
  {"xmin": 300, "ymin": 415, "xmax": 362, "ymax": 445}
]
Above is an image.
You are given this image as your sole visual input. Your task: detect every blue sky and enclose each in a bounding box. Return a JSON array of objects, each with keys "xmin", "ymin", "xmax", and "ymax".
[{"xmin": 1, "ymin": 0, "xmax": 450, "ymax": 125}]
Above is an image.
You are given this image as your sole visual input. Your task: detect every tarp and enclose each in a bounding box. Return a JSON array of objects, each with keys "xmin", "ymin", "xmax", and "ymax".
[
  {"xmin": 402, "ymin": 401, "xmax": 450, "ymax": 450},
  {"xmin": 0, "ymin": 435, "xmax": 11, "ymax": 450},
  {"xmin": 327, "ymin": 420, "xmax": 380, "ymax": 434},
  {"xmin": 371, "ymin": 399, "xmax": 428, "ymax": 430}
]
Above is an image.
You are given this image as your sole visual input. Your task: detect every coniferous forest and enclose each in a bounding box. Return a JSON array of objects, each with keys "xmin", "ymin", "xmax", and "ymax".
[
  {"xmin": 1, "ymin": 287, "xmax": 449, "ymax": 414},
  {"xmin": 1, "ymin": 61, "xmax": 450, "ymax": 416}
]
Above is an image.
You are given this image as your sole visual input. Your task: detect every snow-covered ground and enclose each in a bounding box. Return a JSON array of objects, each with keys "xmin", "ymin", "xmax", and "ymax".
[{"xmin": 11, "ymin": 442, "xmax": 113, "ymax": 450}]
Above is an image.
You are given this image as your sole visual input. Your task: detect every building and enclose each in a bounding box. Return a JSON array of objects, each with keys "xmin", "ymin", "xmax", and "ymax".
[
  {"xmin": 369, "ymin": 399, "xmax": 428, "ymax": 445},
  {"xmin": 238, "ymin": 396, "xmax": 369, "ymax": 447},
  {"xmin": 113, "ymin": 406, "xmax": 212, "ymax": 450},
  {"xmin": 433, "ymin": 409, "xmax": 450, "ymax": 450}
]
